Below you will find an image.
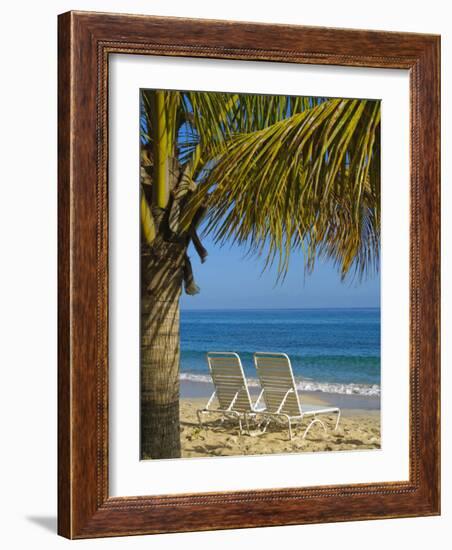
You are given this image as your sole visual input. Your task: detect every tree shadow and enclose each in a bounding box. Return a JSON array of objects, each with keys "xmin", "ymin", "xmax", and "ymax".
[{"xmin": 26, "ymin": 515, "xmax": 57, "ymax": 533}]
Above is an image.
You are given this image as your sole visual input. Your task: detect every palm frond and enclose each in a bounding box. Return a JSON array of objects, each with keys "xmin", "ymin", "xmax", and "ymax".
[
  {"xmin": 140, "ymin": 88, "xmax": 380, "ymax": 281},
  {"xmin": 182, "ymin": 97, "xmax": 381, "ymax": 280}
]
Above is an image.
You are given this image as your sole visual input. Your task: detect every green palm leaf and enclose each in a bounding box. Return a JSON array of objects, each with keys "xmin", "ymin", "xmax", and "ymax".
[
  {"xmin": 141, "ymin": 89, "xmax": 380, "ymax": 281},
  {"xmin": 182, "ymin": 97, "xmax": 380, "ymax": 280}
]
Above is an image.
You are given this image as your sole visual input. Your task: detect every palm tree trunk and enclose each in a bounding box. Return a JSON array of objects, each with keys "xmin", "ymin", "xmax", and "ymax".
[{"xmin": 140, "ymin": 240, "xmax": 186, "ymax": 459}]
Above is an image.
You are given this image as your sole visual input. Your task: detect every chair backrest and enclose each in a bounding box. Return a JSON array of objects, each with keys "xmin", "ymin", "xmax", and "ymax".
[
  {"xmin": 253, "ymin": 352, "xmax": 302, "ymax": 416},
  {"xmin": 207, "ymin": 352, "xmax": 253, "ymax": 412}
]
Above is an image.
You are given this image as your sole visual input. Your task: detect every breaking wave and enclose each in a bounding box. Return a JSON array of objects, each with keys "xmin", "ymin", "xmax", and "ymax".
[{"xmin": 180, "ymin": 372, "xmax": 380, "ymax": 397}]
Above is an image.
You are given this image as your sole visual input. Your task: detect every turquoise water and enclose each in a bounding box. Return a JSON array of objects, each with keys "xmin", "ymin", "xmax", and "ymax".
[{"xmin": 180, "ymin": 308, "xmax": 380, "ymax": 396}]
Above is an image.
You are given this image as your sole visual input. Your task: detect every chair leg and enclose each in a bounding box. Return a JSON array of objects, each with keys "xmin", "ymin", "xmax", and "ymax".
[
  {"xmin": 237, "ymin": 415, "xmax": 243, "ymax": 436},
  {"xmin": 244, "ymin": 413, "xmax": 251, "ymax": 435},
  {"xmin": 196, "ymin": 410, "xmax": 204, "ymax": 428},
  {"xmin": 287, "ymin": 417, "xmax": 293, "ymax": 440},
  {"xmin": 248, "ymin": 416, "xmax": 271, "ymax": 437},
  {"xmin": 258, "ymin": 417, "xmax": 271, "ymax": 433},
  {"xmin": 302, "ymin": 417, "xmax": 326, "ymax": 440},
  {"xmin": 334, "ymin": 409, "xmax": 341, "ymax": 431}
]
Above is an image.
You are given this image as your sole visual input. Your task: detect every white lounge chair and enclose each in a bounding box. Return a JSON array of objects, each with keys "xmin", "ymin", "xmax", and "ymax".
[
  {"xmin": 197, "ymin": 352, "xmax": 264, "ymax": 435},
  {"xmin": 253, "ymin": 352, "xmax": 341, "ymax": 440}
]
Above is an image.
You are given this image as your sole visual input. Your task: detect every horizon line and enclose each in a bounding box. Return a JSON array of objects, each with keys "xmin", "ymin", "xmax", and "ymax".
[{"xmin": 180, "ymin": 306, "xmax": 380, "ymax": 311}]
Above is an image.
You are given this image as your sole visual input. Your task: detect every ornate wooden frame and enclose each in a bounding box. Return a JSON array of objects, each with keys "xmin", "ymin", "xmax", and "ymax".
[{"xmin": 58, "ymin": 11, "xmax": 440, "ymax": 538}]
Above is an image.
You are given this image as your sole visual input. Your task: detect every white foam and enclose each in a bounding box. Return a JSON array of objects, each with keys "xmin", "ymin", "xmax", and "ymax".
[{"xmin": 180, "ymin": 372, "xmax": 381, "ymax": 397}]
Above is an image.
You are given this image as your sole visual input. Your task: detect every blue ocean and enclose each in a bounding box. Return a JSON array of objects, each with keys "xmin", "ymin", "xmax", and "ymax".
[{"xmin": 180, "ymin": 308, "xmax": 380, "ymax": 396}]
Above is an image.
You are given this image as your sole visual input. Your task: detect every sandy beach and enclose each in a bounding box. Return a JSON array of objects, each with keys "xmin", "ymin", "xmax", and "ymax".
[{"xmin": 180, "ymin": 382, "xmax": 380, "ymax": 458}]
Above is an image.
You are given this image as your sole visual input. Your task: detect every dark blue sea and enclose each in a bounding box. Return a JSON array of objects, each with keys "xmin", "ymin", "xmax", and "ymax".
[{"xmin": 180, "ymin": 308, "xmax": 380, "ymax": 396}]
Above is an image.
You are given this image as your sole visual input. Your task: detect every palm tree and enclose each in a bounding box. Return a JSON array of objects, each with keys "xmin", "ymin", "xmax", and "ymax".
[{"xmin": 140, "ymin": 90, "xmax": 380, "ymax": 459}]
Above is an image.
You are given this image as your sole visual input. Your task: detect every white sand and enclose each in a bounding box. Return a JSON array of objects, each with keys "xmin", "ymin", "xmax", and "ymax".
[{"xmin": 180, "ymin": 396, "xmax": 380, "ymax": 458}]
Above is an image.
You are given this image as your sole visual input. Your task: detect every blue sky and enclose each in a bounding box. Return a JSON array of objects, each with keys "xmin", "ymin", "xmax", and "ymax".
[{"xmin": 180, "ymin": 232, "xmax": 380, "ymax": 310}]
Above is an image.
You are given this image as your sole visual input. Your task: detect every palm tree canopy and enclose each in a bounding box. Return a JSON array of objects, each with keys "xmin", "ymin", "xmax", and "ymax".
[{"xmin": 140, "ymin": 90, "xmax": 380, "ymax": 281}]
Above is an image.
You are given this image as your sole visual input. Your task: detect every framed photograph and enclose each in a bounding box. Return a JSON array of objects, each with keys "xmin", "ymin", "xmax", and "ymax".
[{"xmin": 58, "ymin": 11, "xmax": 440, "ymax": 538}]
